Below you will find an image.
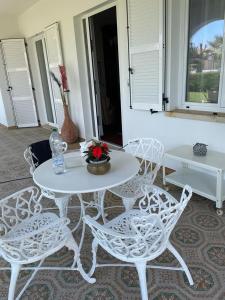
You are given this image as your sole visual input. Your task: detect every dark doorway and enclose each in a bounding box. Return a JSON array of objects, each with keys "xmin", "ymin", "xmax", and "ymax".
[{"xmin": 89, "ymin": 6, "xmax": 122, "ymax": 146}]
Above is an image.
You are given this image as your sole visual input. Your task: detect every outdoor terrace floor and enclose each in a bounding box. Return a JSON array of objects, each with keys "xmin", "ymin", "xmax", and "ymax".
[{"xmin": 0, "ymin": 126, "xmax": 224, "ymax": 299}]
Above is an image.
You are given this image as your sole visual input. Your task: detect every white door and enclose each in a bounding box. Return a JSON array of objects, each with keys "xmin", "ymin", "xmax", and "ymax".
[
  {"xmin": 127, "ymin": 0, "xmax": 164, "ymax": 111},
  {"xmin": 1, "ymin": 39, "xmax": 38, "ymax": 127},
  {"xmin": 29, "ymin": 33, "xmax": 57, "ymax": 127},
  {"xmin": 44, "ymin": 23, "xmax": 64, "ymax": 128},
  {"xmin": 0, "ymin": 47, "xmax": 15, "ymax": 127}
]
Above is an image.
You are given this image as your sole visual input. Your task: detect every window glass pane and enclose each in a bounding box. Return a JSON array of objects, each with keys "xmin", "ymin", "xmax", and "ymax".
[{"xmin": 186, "ymin": 0, "xmax": 225, "ymax": 104}]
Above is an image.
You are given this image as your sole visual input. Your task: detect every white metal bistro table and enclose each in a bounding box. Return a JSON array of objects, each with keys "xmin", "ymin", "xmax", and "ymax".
[
  {"xmin": 163, "ymin": 145, "xmax": 225, "ymax": 215},
  {"xmin": 33, "ymin": 149, "xmax": 140, "ymax": 243},
  {"xmin": 33, "ymin": 149, "xmax": 140, "ymax": 217},
  {"xmin": 33, "ymin": 149, "xmax": 140, "ymax": 281}
]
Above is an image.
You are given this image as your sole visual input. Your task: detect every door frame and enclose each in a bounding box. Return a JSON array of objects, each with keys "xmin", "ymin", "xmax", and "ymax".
[
  {"xmin": 82, "ymin": 2, "xmax": 123, "ymax": 141},
  {"xmin": 29, "ymin": 32, "xmax": 57, "ymax": 127},
  {"xmin": 88, "ymin": 16, "xmax": 104, "ymax": 138}
]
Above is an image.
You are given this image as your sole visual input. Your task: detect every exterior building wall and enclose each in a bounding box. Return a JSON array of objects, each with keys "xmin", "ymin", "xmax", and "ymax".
[{"xmin": 17, "ymin": 0, "xmax": 225, "ymax": 170}]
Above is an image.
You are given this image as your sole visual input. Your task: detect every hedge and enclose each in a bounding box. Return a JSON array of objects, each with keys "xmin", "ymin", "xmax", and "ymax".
[{"xmin": 188, "ymin": 72, "xmax": 220, "ymax": 92}]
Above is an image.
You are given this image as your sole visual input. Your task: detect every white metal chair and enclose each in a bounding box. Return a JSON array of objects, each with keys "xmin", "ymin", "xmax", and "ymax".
[
  {"xmin": 24, "ymin": 142, "xmax": 71, "ymax": 218},
  {"xmin": 108, "ymin": 138, "xmax": 164, "ymax": 211},
  {"xmin": 0, "ymin": 186, "xmax": 94, "ymax": 300},
  {"xmin": 84, "ymin": 185, "xmax": 193, "ymax": 300}
]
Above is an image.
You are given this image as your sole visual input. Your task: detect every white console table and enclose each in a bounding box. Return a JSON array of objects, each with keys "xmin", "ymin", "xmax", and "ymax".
[{"xmin": 163, "ymin": 145, "xmax": 225, "ymax": 215}]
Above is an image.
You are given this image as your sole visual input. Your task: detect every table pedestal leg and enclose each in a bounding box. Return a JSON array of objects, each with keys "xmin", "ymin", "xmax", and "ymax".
[
  {"xmin": 84, "ymin": 191, "xmax": 106, "ymax": 221},
  {"xmin": 92, "ymin": 192, "xmax": 101, "ymax": 220},
  {"xmin": 77, "ymin": 194, "xmax": 86, "ymax": 250},
  {"xmin": 76, "ymin": 193, "xmax": 98, "ymax": 282},
  {"xmin": 93, "ymin": 190, "xmax": 106, "ymax": 221},
  {"xmin": 66, "ymin": 234, "xmax": 95, "ymax": 284},
  {"xmin": 54, "ymin": 195, "xmax": 70, "ymax": 218}
]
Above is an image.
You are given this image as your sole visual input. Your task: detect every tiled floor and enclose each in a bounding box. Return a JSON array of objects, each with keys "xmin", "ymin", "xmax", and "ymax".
[{"xmin": 0, "ymin": 127, "xmax": 225, "ymax": 299}]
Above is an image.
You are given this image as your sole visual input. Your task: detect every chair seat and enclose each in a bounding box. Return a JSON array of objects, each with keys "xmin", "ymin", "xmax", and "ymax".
[
  {"xmin": 5, "ymin": 213, "xmax": 59, "ymax": 239},
  {"xmin": 109, "ymin": 173, "xmax": 153, "ymax": 199},
  {"xmin": 102, "ymin": 210, "xmax": 165, "ymax": 260},
  {"xmin": 2, "ymin": 213, "xmax": 71, "ymax": 262},
  {"xmin": 105, "ymin": 209, "xmax": 157, "ymax": 234}
]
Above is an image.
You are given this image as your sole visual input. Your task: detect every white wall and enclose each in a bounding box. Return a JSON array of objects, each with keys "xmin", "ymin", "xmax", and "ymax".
[
  {"xmin": 18, "ymin": 0, "xmax": 109, "ymax": 137},
  {"xmin": 0, "ymin": 15, "xmax": 21, "ymax": 39},
  {"xmin": 17, "ymin": 0, "xmax": 225, "ymax": 168}
]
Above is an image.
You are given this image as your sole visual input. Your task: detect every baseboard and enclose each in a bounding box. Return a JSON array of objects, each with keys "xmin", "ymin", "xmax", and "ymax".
[
  {"xmin": 0, "ymin": 123, "xmax": 17, "ymax": 129},
  {"xmin": 41, "ymin": 124, "xmax": 53, "ymax": 131}
]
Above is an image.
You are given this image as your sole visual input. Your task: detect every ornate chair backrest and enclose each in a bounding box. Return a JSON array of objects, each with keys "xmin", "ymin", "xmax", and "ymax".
[
  {"xmin": 139, "ymin": 185, "xmax": 192, "ymax": 239},
  {"xmin": 24, "ymin": 147, "xmax": 36, "ymax": 175},
  {"xmin": 0, "ymin": 187, "xmax": 42, "ymax": 237},
  {"xmin": 84, "ymin": 213, "xmax": 165, "ymax": 261},
  {"xmin": 124, "ymin": 138, "xmax": 164, "ymax": 181}
]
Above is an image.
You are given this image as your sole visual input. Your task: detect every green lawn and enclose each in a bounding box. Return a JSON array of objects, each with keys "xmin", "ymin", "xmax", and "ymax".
[{"xmin": 188, "ymin": 92, "xmax": 208, "ymax": 103}]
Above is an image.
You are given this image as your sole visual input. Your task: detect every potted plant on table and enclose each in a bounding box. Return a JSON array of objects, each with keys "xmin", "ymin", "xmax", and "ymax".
[{"xmin": 84, "ymin": 140, "xmax": 111, "ymax": 175}]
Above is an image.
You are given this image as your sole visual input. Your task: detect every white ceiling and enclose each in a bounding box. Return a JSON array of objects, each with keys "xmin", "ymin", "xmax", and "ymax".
[{"xmin": 0, "ymin": 0, "xmax": 39, "ymax": 16}]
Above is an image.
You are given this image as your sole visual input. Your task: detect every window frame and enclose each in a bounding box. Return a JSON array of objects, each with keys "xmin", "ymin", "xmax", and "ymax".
[{"xmin": 178, "ymin": 0, "xmax": 225, "ymax": 113}]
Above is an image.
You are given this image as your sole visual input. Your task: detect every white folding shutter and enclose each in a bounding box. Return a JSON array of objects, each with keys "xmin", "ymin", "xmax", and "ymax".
[
  {"xmin": 127, "ymin": 0, "xmax": 163, "ymax": 111},
  {"xmin": 44, "ymin": 23, "xmax": 64, "ymax": 128},
  {"xmin": 1, "ymin": 39, "xmax": 38, "ymax": 127}
]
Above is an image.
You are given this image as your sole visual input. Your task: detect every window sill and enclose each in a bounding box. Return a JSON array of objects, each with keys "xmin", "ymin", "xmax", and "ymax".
[{"xmin": 165, "ymin": 109, "xmax": 225, "ymax": 124}]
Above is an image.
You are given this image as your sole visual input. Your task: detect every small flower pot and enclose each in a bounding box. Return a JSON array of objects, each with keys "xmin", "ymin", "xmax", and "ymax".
[
  {"xmin": 86, "ymin": 158, "xmax": 111, "ymax": 175},
  {"xmin": 193, "ymin": 143, "xmax": 207, "ymax": 156}
]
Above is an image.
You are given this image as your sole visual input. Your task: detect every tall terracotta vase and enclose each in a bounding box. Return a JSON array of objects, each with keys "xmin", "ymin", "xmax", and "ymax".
[{"xmin": 61, "ymin": 104, "xmax": 78, "ymax": 144}]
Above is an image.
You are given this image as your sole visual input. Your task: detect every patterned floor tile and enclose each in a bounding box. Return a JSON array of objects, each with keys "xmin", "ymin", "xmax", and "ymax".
[
  {"xmin": 173, "ymin": 226, "xmax": 202, "ymax": 247},
  {"xmin": 206, "ymin": 245, "xmax": 225, "ymax": 268},
  {"xmin": 192, "ymin": 213, "xmax": 221, "ymax": 231}
]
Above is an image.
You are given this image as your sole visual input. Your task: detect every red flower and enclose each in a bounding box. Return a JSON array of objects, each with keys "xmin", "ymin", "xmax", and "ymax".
[{"xmin": 93, "ymin": 146, "xmax": 103, "ymax": 159}]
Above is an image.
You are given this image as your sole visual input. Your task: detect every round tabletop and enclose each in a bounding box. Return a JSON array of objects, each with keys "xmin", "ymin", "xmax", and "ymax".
[{"xmin": 33, "ymin": 150, "xmax": 140, "ymax": 194}]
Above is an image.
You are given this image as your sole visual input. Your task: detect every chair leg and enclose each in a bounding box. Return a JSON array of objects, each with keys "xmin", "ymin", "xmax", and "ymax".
[
  {"xmin": 135, "ymin": 261, "xmax": 148, "ymax": 300},
  {"xmin": 122, "ymin": 197, "xmax": 136, "ymax": 211},
  {"xmin": 167, "ymin": 241, "xmax": 194, "ymax": 286},
  {"xmin": 16, "ymin": 259, "xmax": 44, "ymax": 300},
  {"xmin": 8, "ymin": 263, "xmax": 21, "ymax": 300}
]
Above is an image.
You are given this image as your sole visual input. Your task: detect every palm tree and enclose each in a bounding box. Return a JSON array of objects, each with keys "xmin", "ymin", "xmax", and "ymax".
[
  {"xmin": 208, "ymin": 35, "xmax": 223, "ymax": 69},
  {"xmin": 208, "ymin": 35, "xmax": 223, "ymax": 50}
]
